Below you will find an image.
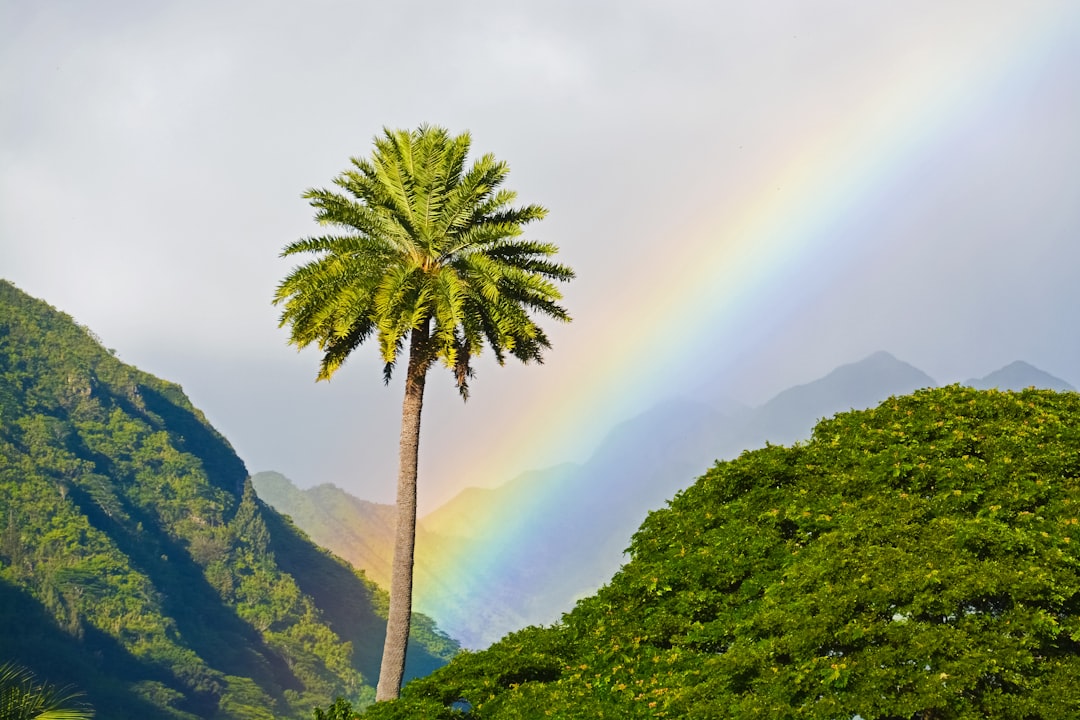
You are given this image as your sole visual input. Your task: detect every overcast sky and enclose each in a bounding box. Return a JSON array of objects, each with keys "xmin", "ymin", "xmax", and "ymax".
[{"xmin": 3, "ymin": 1, "xmax": 1079, "ymax": 510}]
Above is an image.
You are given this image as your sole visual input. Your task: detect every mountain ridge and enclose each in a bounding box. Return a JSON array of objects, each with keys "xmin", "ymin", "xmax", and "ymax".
[
  {"xmin": 256, "ymin": 350, "xmax": 1075, "ymax": 648},
  {"xmin": 0, "ymin": 279, "xmax": 457, "ymax": 718},
  {"xmin": 964, "ymin": 359, "xmax": 1076, "ymax": 392}
]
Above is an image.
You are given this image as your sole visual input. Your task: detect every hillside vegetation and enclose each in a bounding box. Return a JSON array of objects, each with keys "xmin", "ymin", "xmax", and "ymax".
[
  {"xmin": 363, "ymin": 385, "xmax": 1080, "ymax": 718},
  {"xmin": 0, "ymin": 280, "xmax": 456, "ymax": 719}
]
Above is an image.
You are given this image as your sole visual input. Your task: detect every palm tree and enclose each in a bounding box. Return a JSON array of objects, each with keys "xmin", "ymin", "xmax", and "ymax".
[
  {"xmin": 0, "ymin": 662, "xmax": 94, "ymax": 719},
  {"xmin": 274, "ymin": 125, "xmax": 574, "ymax": 700}
]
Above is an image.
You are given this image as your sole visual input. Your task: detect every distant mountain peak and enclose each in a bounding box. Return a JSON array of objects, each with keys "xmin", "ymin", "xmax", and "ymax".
[
  {"xmin": 965, "ymin": 361, "xmax": 1075, "ymax": 392},
  {"xmin": 830, "ymin": 350, "xmax": 931, "ymax": 377},
  {"xmin": 744, "ymin": 351, "xmax": 937, "ymax": 449},
  {"xmin": 250, "ymin": 350, "xmax": 1073, "ymax": 650},
  {"xmin": 863, "ymin": 349, "xmax": 901, "ymax": 362},
  {"xmin": 760, "ymin": 351, "xmax": 936, "ymax": 407}
]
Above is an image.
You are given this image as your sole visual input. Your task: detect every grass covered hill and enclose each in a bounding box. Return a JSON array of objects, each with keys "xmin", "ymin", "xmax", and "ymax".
[
  {"xmin": 0, "ymin": 280, "xmax": 457, "ymax": 719},
  {"xmin": 363, "ymin": 385, "xmax": 1080, "ymax": 719}
]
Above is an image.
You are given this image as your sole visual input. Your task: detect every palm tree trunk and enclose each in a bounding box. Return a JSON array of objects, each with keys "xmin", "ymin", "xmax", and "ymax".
[{"xmin": 376, "ymin": 324, "xmax": 429, "ymax": 701}]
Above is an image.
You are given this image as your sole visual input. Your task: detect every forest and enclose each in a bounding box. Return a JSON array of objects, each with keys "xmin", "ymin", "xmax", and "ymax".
[
  {"xmin": 0, "ymin": 279, "xmax": 456, "ymax": 719},
  {"xmin": 4, "ymin": 271, "xmax": 1080, "ymax": 719}
]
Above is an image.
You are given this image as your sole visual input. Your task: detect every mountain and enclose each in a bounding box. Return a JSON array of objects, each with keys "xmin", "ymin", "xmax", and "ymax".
[
  {"xmin": 413, "ymin": 351, "xmax": 939, "ymax": 646},
  {"xmin": 743, "ymin": 350, "xmax": 937, "ymax": 445},
  {"xmin": 965, "ymin": 360, "xmax": 1075, "ymax": 392},
  {"xmin": 250, "ymin": 473, "xmax": 471, "ymax": 633},
  {"xmin": 0, "ymin": 280, "xmax": 456, "ymax": 719},
  {"xmin": 252, "ymin": 472, "xmax": 399, "ymax": 589},
  {"xmin": 366, "ymin": 386, "xmax": 1080, "ymax": 718},
  {"xmin": 254, "ymin": 351, "xmax": 955, "ymax": 648}
]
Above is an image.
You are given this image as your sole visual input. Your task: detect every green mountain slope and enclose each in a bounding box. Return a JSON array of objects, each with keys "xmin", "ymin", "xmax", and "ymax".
[
  {"xmin": 252, "ymin": 473, "xmax": 399, "ymax": 590},
  {"xmin": 0, "ymin": 280, "xmax": 456, "ymax": 719},
  {"xmin": 252, "ymin": 468, "xmax": 562, "ymax": 646},
  {"xmin": 363, "ymin": 385, "xmax": 1080, "ymax": 719}
]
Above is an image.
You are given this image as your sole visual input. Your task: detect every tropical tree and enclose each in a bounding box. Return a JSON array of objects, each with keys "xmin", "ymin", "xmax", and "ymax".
[
  {"xmin": 274, "ymin": 125, "xmax": 574, "ymax": 700},
  {"xmin": 0, "ymin": 662, "xmax": 93, "ymax": 720},
  {"xmin": 360, "ymin": 386, "xmax": 1080, "ymax": 719}
]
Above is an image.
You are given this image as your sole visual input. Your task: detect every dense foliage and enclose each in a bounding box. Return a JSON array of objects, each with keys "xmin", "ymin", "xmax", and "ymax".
[
  {"xmin": 362, "ymin": 385, "xmax": 1080, "ymax": 718},
  {"xmin": 0, "ymin": 280, "xmax": 457, "ymax": 719}
]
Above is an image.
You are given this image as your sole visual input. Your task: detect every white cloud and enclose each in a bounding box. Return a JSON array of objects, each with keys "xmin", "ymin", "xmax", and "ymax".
[{"xmin": 2, "ymin": 0, "xmax": 1078, "ymax": 507}]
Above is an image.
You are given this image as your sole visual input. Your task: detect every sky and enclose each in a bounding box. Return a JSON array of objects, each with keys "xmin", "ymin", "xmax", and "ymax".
[{"xmin": 3, "ymin": 1, "xmax": 1079, "ymax": 511}]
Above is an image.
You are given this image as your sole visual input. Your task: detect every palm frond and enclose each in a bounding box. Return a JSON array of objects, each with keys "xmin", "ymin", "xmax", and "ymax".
[
  {"xmin": 0, "ymin": 663, "xmax": 94, "ymax": 720},
  {"xmin": 275, "ymin": 124, "xmax": 572, "ymax": 388}
]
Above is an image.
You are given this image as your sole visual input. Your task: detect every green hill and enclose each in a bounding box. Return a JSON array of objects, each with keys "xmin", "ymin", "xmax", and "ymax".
[
  {"xmin": 0, "ymin": 280, "xmax": 457, "ymax": 719},
  {"xmin": 252, "ymin": 472, "xmax": 400, "ymax": 591},
  {"xmin": 362, "ymin": 385, "xmax": 1080, "ymax": 719},
  {"xmin": 251, "ymin": 471, "xmax": 544, "ymax": 647}
]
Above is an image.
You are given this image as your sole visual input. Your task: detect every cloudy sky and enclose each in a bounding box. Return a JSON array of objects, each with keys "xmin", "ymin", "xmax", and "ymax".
[{"xmin": 3, "ymin": 1, "xmax": 1079, "ymax": 510}]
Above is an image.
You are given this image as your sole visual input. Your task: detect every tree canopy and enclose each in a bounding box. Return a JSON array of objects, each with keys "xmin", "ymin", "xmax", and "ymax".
[
  {"xmin": 359, "ymin": 385, "xmax": 1080, "ymax": 719},
  {"xmin": 274, "ymin": 124, "xmax": 573, "ymax": 394}
]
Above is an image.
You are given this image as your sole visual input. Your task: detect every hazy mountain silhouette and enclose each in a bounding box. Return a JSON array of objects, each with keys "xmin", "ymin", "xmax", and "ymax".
[
  {"xmin": 742, "ymin": 350, "xmax": 937, "ymax": 446},
  {"xmin": 964, "ymin": 360, "xmax": 1075, "ymax": 392},
  {"xmin": 253, "ymin": 472, "xmax": 399, "ymax": 587},
  {"xmin": 255, "ymin": 351, "xmax": 1072, "ymax": 648},
  {"xmin": 249, "ymin": 472, "xmax": 495, "ymax": 640}
]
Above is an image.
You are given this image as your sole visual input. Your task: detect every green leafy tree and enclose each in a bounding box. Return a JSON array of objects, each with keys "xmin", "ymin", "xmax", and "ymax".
[
  {"xmin": 0, "ymin": 662, "xmax": 93, "ymax": 720},
  {"xmin": 274, "ymin": 125, "xmax": 574, "ymax": 700},
  {"xmin": 361, "ymin": 387, "xmax": 1080, "ymax": 719}
]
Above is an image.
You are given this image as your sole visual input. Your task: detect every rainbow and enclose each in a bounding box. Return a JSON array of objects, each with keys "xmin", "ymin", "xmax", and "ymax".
[{"xmin": 416, "ymin": 3, "xmax": 1079, "ymax": 644}]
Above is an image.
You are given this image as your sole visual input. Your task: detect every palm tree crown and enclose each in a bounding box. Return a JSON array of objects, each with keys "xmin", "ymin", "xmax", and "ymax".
[
  {"xmin": 0, "ymin": 662, "xmax": 94, "ymax": 720},
  {"xmin": 275, "ymin": 124, "xmax": 573, "ymax": 393}
]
